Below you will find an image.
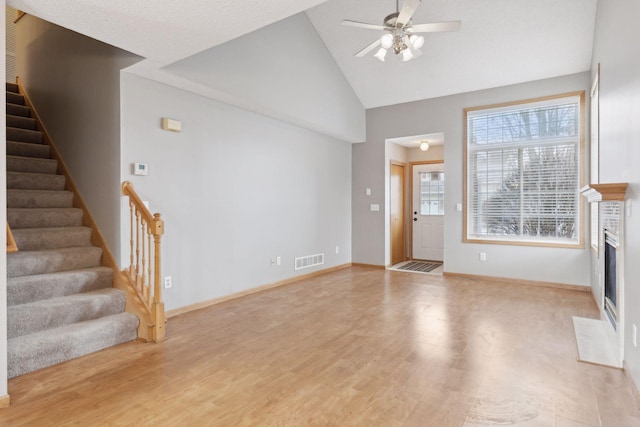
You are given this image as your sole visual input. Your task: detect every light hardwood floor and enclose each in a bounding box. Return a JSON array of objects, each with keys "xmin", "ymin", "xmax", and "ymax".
[{"xmin": 2, "ymin": 266, "xmax": 640, "ymax": 426}]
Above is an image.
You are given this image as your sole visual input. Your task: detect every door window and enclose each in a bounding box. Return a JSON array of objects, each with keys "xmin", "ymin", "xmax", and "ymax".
[{"xmin": 419, "ymin": 171, "xmax": 444, "ymax": 215}]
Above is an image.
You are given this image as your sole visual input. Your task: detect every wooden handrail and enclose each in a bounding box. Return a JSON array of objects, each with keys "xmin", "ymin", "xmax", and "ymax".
[
  {"xmin": 7, "ymin": 222, "xmax": 18, "ymax": 253},
  {"xmin": 122, "ymin": 181, "xmax": 166, "ymax": 342}
]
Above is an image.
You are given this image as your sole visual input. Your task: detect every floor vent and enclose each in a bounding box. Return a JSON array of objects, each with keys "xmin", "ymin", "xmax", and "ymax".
[{"xmin": 295, "ymin": 253, "xmax": 324, "ymax": 270}]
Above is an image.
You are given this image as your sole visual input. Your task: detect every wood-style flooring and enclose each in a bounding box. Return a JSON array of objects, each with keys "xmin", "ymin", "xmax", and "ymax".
[{"xmin": 2, "ymin": 266, "xmax": 640, "ymax": 426}]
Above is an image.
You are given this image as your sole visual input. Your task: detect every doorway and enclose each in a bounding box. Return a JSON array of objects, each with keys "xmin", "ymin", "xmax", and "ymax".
[
  {"xmin": 390, "ymin": 162, "xmax": 406, "ymax": 265},
  {"xmin": 411, "ymin": 162, "xmax": 444, "ymax": 262}
]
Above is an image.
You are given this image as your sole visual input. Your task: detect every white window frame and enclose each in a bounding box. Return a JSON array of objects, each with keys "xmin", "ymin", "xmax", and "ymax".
[
  {"xmin": 590, "ymin": 66, "xmax": 600, "ymax": 254},
  {"xmin": 463, "ymin": 92, "xmax": 585, "ymax": 248}
]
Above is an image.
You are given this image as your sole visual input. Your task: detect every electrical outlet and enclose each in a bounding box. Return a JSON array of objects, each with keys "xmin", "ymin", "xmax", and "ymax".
[
  {"xmin": 479, "ymin": 252, "xmax": 487, "ymax": 261},
  {"xmin": 336, "ymin": 246, "xmax": 340, "ymax": 254},
  {"xmin": 271, "ymin": 258, "xmax": 276, "ymax": 267},
  {"xmin": 164, "ymin": 276, "xmax": 172, "ymax": 289},
  {"xmin": 276, "ymin": 256, "xmax": 281, "ymax": 266}
]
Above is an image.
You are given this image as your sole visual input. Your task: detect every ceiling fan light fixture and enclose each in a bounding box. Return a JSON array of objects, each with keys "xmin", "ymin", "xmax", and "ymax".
[
  {"xmin": 419, "ymin": 141, "xmax": 430, "ymax": 151},
  {"xmin": 374, "ymin": 47, "xmax": 387, "ymax": 62},
  {"xmin": 342, "ymin": 0, "xmax": 461, "ymax": 62},
  {"xmin": 402, "ymin": 49, "xmax": 414, "ymax": 61},
  {"xmin": 392, "ymin": 34, "xmax": 406, "ymax": 54},
  {"xmin": 380, "ymin": 33, "xmax": 393, "ymax": 49},
  {"xmin": 409, "ymin": 34, "xmax": 424, "ymax": 49}
]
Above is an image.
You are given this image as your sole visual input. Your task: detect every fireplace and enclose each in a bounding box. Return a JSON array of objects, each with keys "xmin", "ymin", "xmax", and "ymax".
[
  {"xmin": 578, "ymin": 182, "xmax": 628, "ymax": 368},
  {"xmin": 604, "ymin": 230, "xmax": 618, "ymax": 329}
]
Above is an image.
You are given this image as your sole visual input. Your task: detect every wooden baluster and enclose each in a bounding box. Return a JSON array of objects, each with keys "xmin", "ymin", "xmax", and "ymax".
[
  {"xmin": 141, "ymin": 221, "xmax": 148, "ymax": 294},
  {"xmin": 135, "ymin": 210, "xmax": 142, "ymax": 291},
  {"xmin": 148, "ymin": 230, "xmax": 152, "ymax": 306},
  {"xmin": 129, "ymin": 201, "xmax": 135, "ymax": 281}
]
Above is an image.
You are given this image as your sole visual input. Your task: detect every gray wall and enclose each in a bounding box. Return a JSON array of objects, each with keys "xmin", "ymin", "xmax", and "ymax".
[
  {"xmin": 164, "ymin": 13, "xmax": 365, "ymax": 144},
  {"xmin": 15, "ymin": 15, "xmax": 141, "ymax": 260},
  {"xmin": 120, "ymin": 73, "xmax": 352, "ymax": 311},
  {"xmin": 590, "ymin": 0, "xmax": 640, "ymax": 389},
  {"xmin": 353, "ymin": 73, "xmax": 592, "ymax": 286}
]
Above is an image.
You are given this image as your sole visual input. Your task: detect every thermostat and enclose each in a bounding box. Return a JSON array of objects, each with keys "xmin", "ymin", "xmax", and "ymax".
[{"xmin": 133, "ymin": 163, "xmax": 149, "ymax": 176}]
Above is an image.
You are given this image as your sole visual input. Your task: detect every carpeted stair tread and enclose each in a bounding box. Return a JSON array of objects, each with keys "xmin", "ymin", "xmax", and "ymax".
[
  {"xmin": 5, "ymin": 82, "xmax": 141, "ymax": 379},
  {"xmin": 8, "ymin": 288, "xmax": 126, "ymax": 339},
  {"xmin": 12, "ymin": 226, "xmax": 92, "ymax": 250},
  {"xmin": 8, "ymin": 207, "xmax": 83, "ymax": 229},
  {"xmin": 7, "ymin": 103, "xmax": 31, "ymax": 118},
  {"xmin": 7, "ymin": 312, "xmax": 139, "ymax": 378},
  {"xmin": 7, "ymin": 246, "xmax": 103, "ymax": 278},
  {"xmin": 7, "ymin": 171, "xmax": 65, "ymax": 191},
  {"xmin": 7, "ymin": 91, "xmax": 25, "ymax": 105},
  {"xmin": 8, "ymin": 267, "xmax": 114, "ymax": 306},
  {"xmin": 7, "ymin": 189, "xmax": 73, "ymax": 208},
  {"xmin": 7, "ymin": 155, "xmax": 57, "ymax": 175},
  {"xmin": 7, "ymin": 114, "xmax": 36, "ymax": 130},
  {"xmin": 7, "ymin": 127, "xmax": 43, "ymax": 144},
  {"xmin": 7, "ymin": 140, "xmax": 51, "ymax": 159},
  {"xmin": 6, "ymin": 82, "xmax": 19, "ymax": 93}
]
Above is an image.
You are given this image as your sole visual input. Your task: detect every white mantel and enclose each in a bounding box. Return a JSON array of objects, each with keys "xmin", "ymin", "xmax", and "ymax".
[{"xmin": 580, "ymin": 183, "xmax": 628, "ymax": 202}]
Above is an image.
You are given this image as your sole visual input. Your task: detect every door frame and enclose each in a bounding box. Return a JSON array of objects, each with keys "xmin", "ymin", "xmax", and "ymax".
[
  {"xmin": 390, "ymin": 161, "xmax": 407, "ymax": 265},
  {"xmin": 409, "ymin": 160, "xmax": 444, "ymax": 260}
]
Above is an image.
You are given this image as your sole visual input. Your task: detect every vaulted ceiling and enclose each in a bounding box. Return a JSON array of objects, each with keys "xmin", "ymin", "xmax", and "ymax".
[
  {"xmin": 307, "ymin": 0, "xmax": 597, "ymax": 108},
  {"xmin": 9, "ymin": 0, "xmax": 598, "ymax": 118}
]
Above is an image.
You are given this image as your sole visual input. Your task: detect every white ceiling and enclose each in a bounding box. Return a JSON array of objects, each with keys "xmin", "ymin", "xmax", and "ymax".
[
  {"xmin": 306, "ymin": 0, "xmax": 598, "ymax": 108},
  {"xmin": 388, "ymin": 132, "xmax": 444, "ymax": 148},
  {"xmin": 8, "ymin": 0, "xmax": 328, "ymax": 65},
  {"xmin": 9, "ymin": 0, "xmax": 598, "ymax": 112}
]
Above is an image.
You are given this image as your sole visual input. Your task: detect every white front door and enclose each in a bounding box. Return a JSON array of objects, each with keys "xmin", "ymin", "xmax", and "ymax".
[{"xmin": 412, "ymin": 163, "xmax": 444, "ymax": 261}]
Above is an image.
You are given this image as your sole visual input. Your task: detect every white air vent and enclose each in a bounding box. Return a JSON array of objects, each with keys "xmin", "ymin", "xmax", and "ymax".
[{"xmin": 294, "ymin": 253, "xmax": 324, "ymax": 270}]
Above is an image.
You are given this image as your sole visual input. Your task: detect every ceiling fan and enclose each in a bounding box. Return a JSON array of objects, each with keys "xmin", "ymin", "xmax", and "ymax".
[{"xmin": 342, "ymin": 0, "xmax": 461, "ymax": 62}]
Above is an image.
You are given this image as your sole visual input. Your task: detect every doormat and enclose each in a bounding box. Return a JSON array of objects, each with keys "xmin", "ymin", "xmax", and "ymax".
[{"xmin": 395, "ymin": 261, "xmax": 442, "ymax": 273}]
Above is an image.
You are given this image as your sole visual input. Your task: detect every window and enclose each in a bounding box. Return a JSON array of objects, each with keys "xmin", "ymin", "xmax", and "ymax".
[
  {"xmin": 420, "ymin": 171, "xmax": 444, "ymax": 215},
  {"xmin": 464, "ymin": 92, "xmax": 584, "ymax": 246}
]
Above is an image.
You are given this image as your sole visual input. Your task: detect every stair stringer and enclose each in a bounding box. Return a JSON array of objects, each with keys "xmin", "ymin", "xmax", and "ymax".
[{"xmin": 15, "ymin": 77, "xmax": 158, "ymax": 342}]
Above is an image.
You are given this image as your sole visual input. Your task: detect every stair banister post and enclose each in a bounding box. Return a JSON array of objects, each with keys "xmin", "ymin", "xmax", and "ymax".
[{"xmin": 151, "ymin": 213, "xmax": 165, "ymax": 341}]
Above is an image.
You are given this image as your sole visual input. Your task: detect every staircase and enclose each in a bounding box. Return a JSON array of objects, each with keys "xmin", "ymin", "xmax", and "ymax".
[{"xmin": 6, "ymin": 82, "xmax": 139, "ymax": 378}]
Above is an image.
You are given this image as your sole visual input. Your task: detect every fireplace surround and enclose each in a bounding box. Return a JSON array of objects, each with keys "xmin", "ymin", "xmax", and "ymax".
[{"xmin": 580, "ymin": 182, "xmax": 628, "ymax": 367}]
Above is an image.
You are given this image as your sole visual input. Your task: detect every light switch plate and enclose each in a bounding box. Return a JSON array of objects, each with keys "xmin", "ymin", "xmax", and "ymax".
[{"xmin": 370, "ymin": 204, "xmax": 380, "ymax": 212}]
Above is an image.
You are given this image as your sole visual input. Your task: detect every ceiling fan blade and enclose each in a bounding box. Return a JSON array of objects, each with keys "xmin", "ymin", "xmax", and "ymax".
[
  {"xmin": 396, "ymin": 0, "xmax": 422, "ymax": 28},
  {"xmin": 355, "ymin": 39, "xmax": 382, "ymax": 58},
  {"xmin": 341, "ymin": 20, "xmax": 386, "ymax": 31},
  {"xmin": 407, "ymin": 21, "xmax": 461, "ymax": 33}
]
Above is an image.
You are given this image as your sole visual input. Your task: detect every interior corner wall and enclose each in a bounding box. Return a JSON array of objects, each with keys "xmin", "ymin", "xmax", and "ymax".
[
  {"xmin": 163, "ymin": 13, "xmax": 365, "ymax": 144},
  {"xmin": 14, "ymin": 15, "xmax": 141, "ymax": 261},
  {"xmin": 353, "ymin": 72, "xmax": 591, "ymax": 285},
  {"xmin": 120, "ymin": 73, "xmax": 352, "ymax": 311},
  {"xmin": 0, "ymin": 2, "xmax": 8, "ymax": 399},
  {"xmin": 590, "ymin": 0, "xmax": 640, "ymax": 390}
]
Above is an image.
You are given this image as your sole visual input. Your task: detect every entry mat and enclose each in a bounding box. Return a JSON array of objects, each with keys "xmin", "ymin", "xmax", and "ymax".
[
  {"xmin": 572, "ymin": 316, "xmax": 619, "ymax": 368},
  {"xmin": 395, "ymin": 261, "xmax": 442, "ymax": 273}
]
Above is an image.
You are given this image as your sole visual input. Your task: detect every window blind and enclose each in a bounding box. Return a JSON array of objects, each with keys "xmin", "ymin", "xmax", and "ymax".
[{"xmin": 466, "ymin": 95, "xmax": 581, "ymax": 244}]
